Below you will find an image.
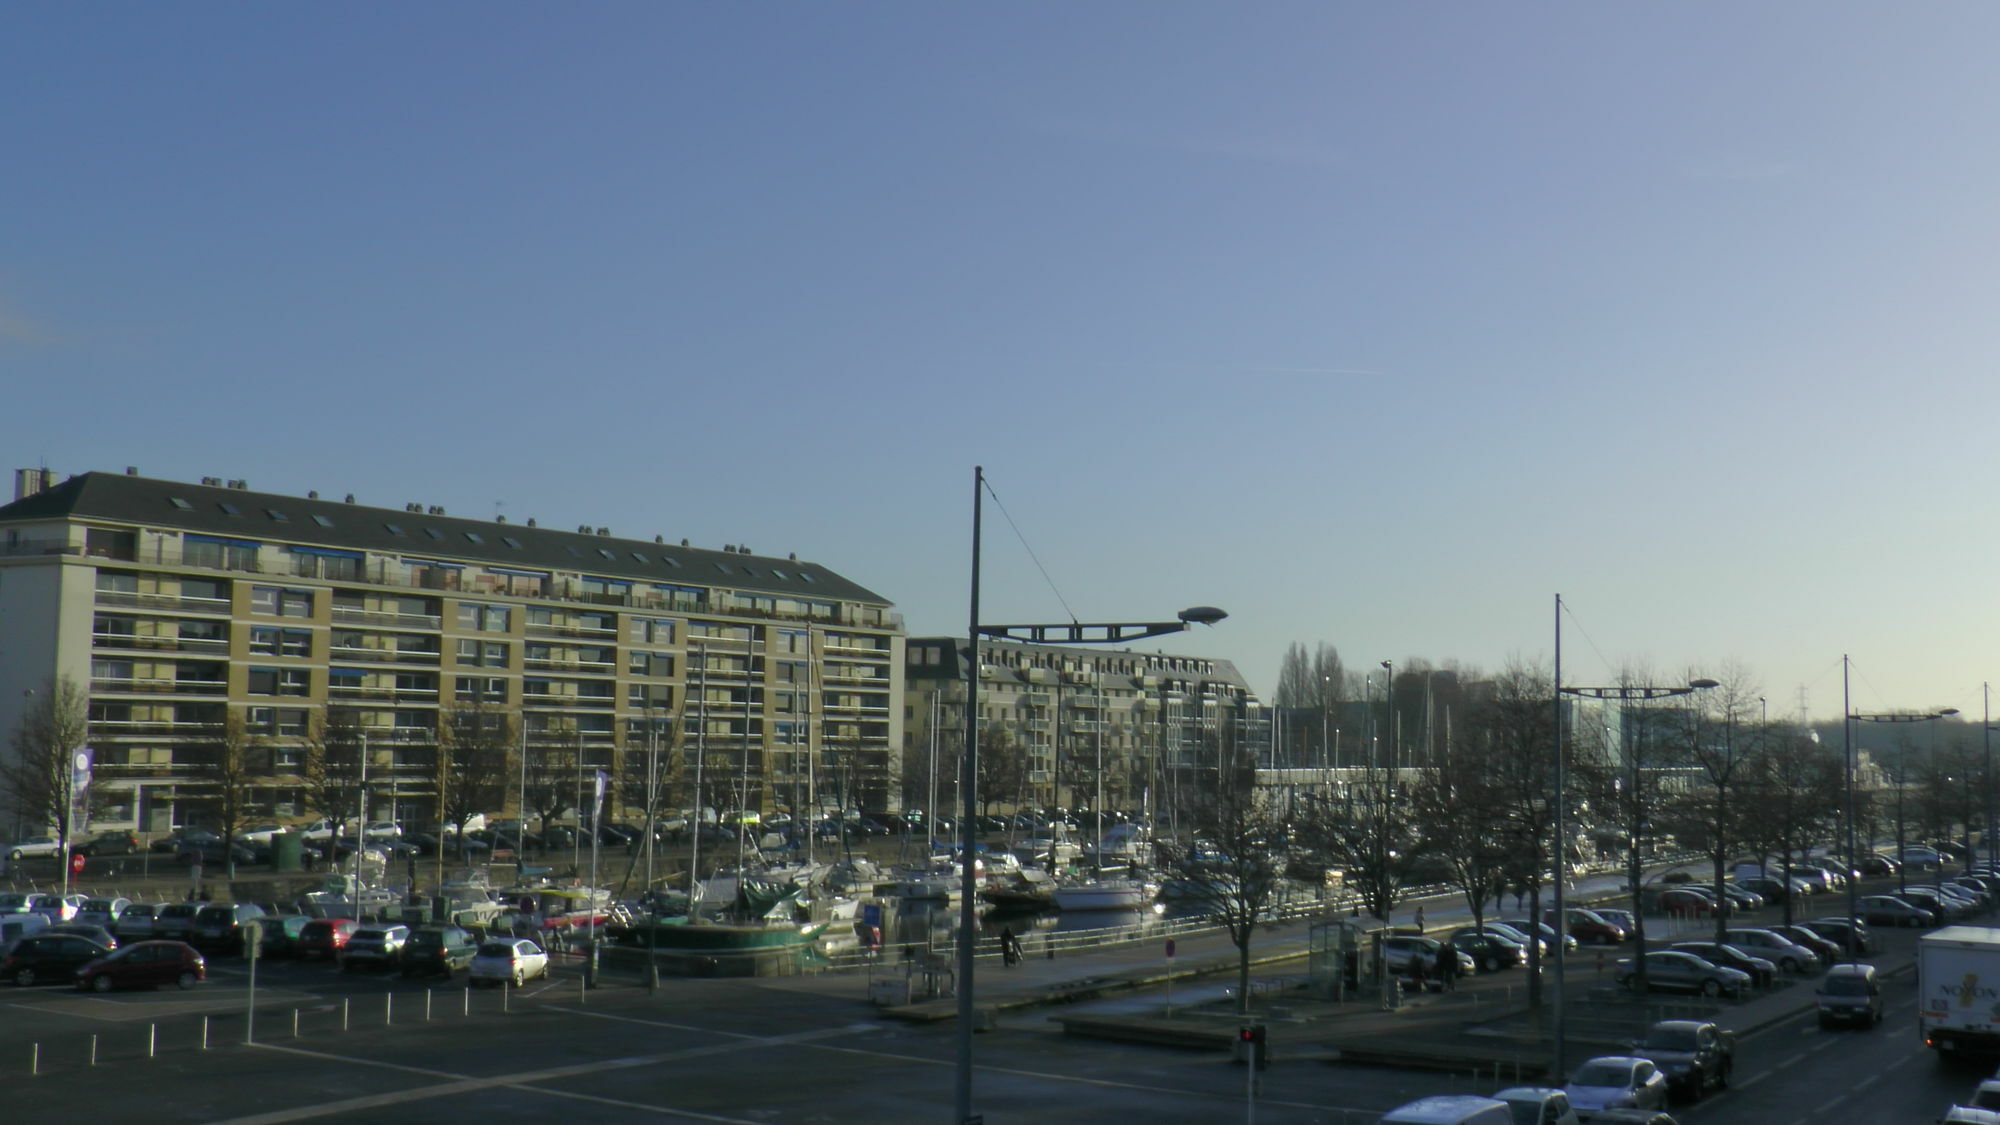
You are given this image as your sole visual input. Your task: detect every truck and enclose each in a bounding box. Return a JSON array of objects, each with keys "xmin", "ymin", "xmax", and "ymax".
[{"xmin": 1918, "ymin": 926, "xmax": 2000, "ymax": 1055}]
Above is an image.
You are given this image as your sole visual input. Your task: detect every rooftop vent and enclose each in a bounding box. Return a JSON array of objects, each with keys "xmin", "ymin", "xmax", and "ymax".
[
  {"xmin": 344, "ymin": 494, "xmax": 355, "ymax": 503},
  {"xmin": 526, "ymin": 518, "xmax": 536, "ymax": 528},
  {"xmin": 680, "ymin": 538, "xmax": 689, "ymax": 547},
  {"xmin": 427, "ymin": 506, "xmax": 445, "ymax": 515},
  {"xmin": 202, "ymin": 477, "xmax": 222, "ymax": 487},
  {"xmin": 496, "ymin": 514, "xmax": 507, "ymax": 524},
  {"xmin": 407, "ymin": 503, "xmax": 423, "ymax": 513},
  {"xmin": 654, "ymin": 535, "xmax": 663, "ymax": 544},
  {"xmin": 307, "ymin": 490, "xmax": 319, "ymax": 499},
  {"xmin": 788, "ymin": 552, "xmax": 797, "ymax": 561},
  {"xmin": 596, "ymin": 527, "xmax": 609, "ymax": 536},
  {"xmin": 578, "ymin": 524, "xmax": 591, "ymax": 534},
  {"xmin": 228, "ymin": 480, "xmax": 248, "ymax": 489},
  {"xmin": 125, "ymin": 466, "xmax": 138, "ymax": 476}
]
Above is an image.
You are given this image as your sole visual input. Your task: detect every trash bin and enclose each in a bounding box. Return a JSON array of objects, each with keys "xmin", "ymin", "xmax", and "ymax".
[{"xmin": 270, "ymin": 832, "xmax": 303, "ymax": 872}]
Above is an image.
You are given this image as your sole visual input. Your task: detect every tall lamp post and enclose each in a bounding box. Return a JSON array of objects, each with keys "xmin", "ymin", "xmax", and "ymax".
[
  {"xmin": 1986, "ymin": 683, "xmax": 1997, "ymax": 875},
  {"xmin": 956, "ymin": 465, "xmax": 1225, "ymax": 1125},
  {"xmin": 1844, "ymin": 655, "xmax": 1955, "ymax": 925}
]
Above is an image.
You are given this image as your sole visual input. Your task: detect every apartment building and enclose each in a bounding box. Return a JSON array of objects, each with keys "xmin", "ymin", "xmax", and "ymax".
[
  {"xmin": 902, "ymin": 636, "xmax": 1268, "ymax": 819},
  {"xmin": 0, "ymin": 468, "xmax": 903, "ymax": 835}
]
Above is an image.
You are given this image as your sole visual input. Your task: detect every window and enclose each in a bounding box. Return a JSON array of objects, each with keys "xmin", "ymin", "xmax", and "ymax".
[
  {"xmin": 251, "ymin": 586, "xmax": 279, "ymax": 615},
  {"xmin": 630, "ymin": 552, "xmax": 648, "ymax": 564},
  {"xmin": 218, "ymin": 503, "xmax": 241, "ymax": 516},
  {"xmin": 247, "ymin": 667, "xmax": 306, "ymax": 695},
  {"xmin": 96, "ymin": 571, "xmax": 138, "ymax": 593},
  {"xmin": 502, "ymin": 537, "xmax": 522, "ymax": 549},
  {"xmin": 458, "ymin": 602, "xmax": 509, "ymax": 632},
  {"xmin": 169, "ymin": 497, "xmax": 193, "ymax": 510},
  {"xmin": 311, "ymin": 514, "xmax": 334, "ymax": 528},
  {"xmin": 266, "ymin": 509, "xmax": 289, "ymax": 522},
  {"xmin": 185, "ymin": 536, "xmax": 258, "ymax": 570},
  {"xmin": 424, "ymin": 528, "xmax": 444, "ymax": 540},
  {"xmin": 597, "ymin": 548, "xmax": 616, "ymax": 560},
  {"xmin": 280, "ymin": 629, "xmax": 311, "ymax": 658},
  {"xmin": 455, "ymin": 676, "xmax": 506, "ymax": 702},
  {"xmin": 384, "ymin": 523, "xmax": 406, "ymax": 536},
  {"xmin": 714, "ymin": 561, "xmax": 733, "ymax": 574},
  {"xmin": 464, "ymin": 532, "xmax": 484, "ymax": 544},
  {"xmin": 249, "ymin": 626, "xmax": 280, "ymax": 656},
  {"xmin": 485, "ymin": 642, "xmax": 508, "ymax": 667}
]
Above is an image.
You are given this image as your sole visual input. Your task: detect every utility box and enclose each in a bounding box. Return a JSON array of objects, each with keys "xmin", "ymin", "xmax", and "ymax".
[{"xmin": 869, "ymin": 976, "xmax": 912, "ymax": 1007}]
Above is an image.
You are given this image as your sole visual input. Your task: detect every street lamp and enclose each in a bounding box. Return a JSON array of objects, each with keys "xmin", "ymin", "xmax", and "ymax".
[
  {"xmin": 1552, "ymin": 596, "xmax": 1713, "ymax": 1081},
  {"xmin": 1844, "ymin": 654, "xmax": 1955, "ymax": 927},
  {"xmin": 956, "ymin": 466, "xmax": 1225, "ymax": 1125}
]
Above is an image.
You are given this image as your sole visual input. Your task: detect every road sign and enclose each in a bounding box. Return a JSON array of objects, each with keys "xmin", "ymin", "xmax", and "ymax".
[{"xmin": 1165, "ymin": 938, "xmax": 1176, "ymax": 958}]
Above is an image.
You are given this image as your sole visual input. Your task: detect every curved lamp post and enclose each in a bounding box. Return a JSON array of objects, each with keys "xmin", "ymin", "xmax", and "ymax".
[
  {"xmin": 1843, "ymin": 656, "xmax": 1956, "ymax": 933},
  {"xmin": 956, "ymin": 466, "xmax": 1225, "ymax": 1124}
]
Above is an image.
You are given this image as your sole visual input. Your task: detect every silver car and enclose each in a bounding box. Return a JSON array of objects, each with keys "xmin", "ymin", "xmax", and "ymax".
[
  {"xmin": 1721, "ymin": 927, "xmax": 1820, "ymax": 974},
  {"xmin": 338, "ymin": 924, "xmax": 410, "ymax": 971}
]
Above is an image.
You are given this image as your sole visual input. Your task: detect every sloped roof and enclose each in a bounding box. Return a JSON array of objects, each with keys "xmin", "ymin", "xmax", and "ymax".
[{"xmin": 0, "ymin": 471, "xmax": 892, "ymax": 607}]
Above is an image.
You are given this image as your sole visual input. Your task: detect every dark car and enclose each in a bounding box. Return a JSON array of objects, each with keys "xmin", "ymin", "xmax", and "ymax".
[
  {"xmin": 1635, "ymin": 1018, "xmax": 1735, "ymax": 1098},
  {"xmin": 1614, "ymin": 950, "xmax": 1752, "ymax": 998},
  {"xmin": 74, "ymin": 940, "xmax": 204, "ymax": 992},
  {"xmin": 1856, "ymin": 894, "xmax": 1935, "ymax": 927},
  {"xmin": 1768, "ymin": 923, "xmax": 1844, "ymax": 965},
  {"xmin": 399, "ymin": 925, "xmax": 478, "ymax": 978},
  {"xmin": 151, "ymin": 902, "xmax": 203, "ymax": 942},
  {"xmin": 4, "ymin": 933, "xmax": 111, "ymax": 986},
  {"xmin": 1798, "ymin": 916, "xmax": 1873, "ymax": 954},
  {"xmin": 176, "ymin": 839, "xmax": 258, "ymax": 867},
  {"xmin": 74, "ymin": 831, "xmax": 141, "ymax": 858},
  {"xmin": 42, "ymin": 923, "xmax": 119, "ymax": 952},
  {"xmin": 191, "ymin": 903, "xmax": 269, "ymax": 954},
  {"xmin": 257, "ymin": 914, "xmax": 313, "ymax": 958},
  {"xmin": 1670, "ymin": 941, "xmax": 1777, "ymax": 989},
  {"xmin": 1549, "ymin": 907, "xmax": 1627, "ymax": 945},
  {"xmin": 295, "ymin": 918, "xmax": 360, "ymax": 960},
  {"xmin": 1448, "ymin": 930, "xmax": 1528, "ymax": 971}
]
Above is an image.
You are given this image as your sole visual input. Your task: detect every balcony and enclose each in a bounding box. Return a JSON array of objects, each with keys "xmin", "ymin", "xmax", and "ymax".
[
  {"xmin": 326, "ymin": 685, "xmax": 439, "ymax": 703},
  {"xmin": 92, "ymin": 632, "xmax": 229, "ymax": 656},
  {"xmin": 90, "ymin": 677, "xmax": 228, "ymax": 696},
  {"xmin": 95, "ymin": 590, "xmax": 232, "ymax": 615},
  {"xmin": 331, "ymin": 606, "xmax": 443, "ymax": 629}
]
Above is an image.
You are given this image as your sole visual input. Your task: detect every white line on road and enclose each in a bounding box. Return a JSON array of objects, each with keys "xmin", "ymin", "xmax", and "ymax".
[{"xmin": 201, "ymin": 1022, "xmax": 875, "ymax": 1124}]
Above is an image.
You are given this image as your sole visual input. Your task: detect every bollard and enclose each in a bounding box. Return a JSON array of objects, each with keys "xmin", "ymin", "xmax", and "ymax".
[
  {"xmin": 292, "ymin": 1009, "xmax": 300, "ymax": 1039},
  {"xmin": 90, "ymin": 1034, "xmax": 98, "ymax": 1067},
  {"xmin": 31, "ymin": 1043, "xmax": 39, "ymax": 1077},
  {"xmin": 385, "ymin": 993, "xmax": 393, "ymax": 1026},
  {"xmin": 503, "ymin": 979, "xmax": 510, "ymax": 1013},
  {"xmin": 463, "ymin": 985, "xmax": 470, "ymax": 1017},
  {"xmin": 201, "ymin": 1016, "xmax": 209, "ymax": 1050},
  {"xmin": 148, "ymin": 1023, "xmax": 157, "ymax": 1059},
  {"xmin": 342, "ymin": 998, "xmax": 350, "ymax": 1032},
  {"xmin": 425, "ymin": 989, "xmax": 432, "ymax": 1022},
  {"xmin": 580, "ymin": 974, "xmax": 587, "ymax": 1005}
]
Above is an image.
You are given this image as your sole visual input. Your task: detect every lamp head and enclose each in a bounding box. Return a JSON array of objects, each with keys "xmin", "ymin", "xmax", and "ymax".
[
  {"xmin": 1177, "ymin": 606, "xmax": 1227, "ymax": 627},
  {"xmin": 1688, "ymin": 678, "xmax": 1720, "ymax": 690},
  {"xmin": 1941, "ymin": 708, "xmax": 1961, "ymax": 718}
]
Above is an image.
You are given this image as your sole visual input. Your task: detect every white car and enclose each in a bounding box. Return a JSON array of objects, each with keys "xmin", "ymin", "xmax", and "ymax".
[
  {"xmin": 31, "ymin": 894, "xmax": 88, "ymax": 922},
  {"xmin": 469, "ymin": 938, "xmax": 550, "ymax": 987},
  {"xmin": 1491, "ymin": 1087, "xmax": 1582, "ymax": 1125},
  {"xmin": 7, "ymin": 837, "xmax": 63, "ymax": 860},
  {"xmin": 239, "ymin": 824, "xmax": 285, "ymax": 845},
  {"xmin": 1562, "ymin": 1056, "xmax": 1670, "ymax": 1117}
]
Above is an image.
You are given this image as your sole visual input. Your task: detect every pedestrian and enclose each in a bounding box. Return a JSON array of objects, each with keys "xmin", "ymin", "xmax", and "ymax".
[
  {"xmin": 1000, "ymin": 927, "xmax": 1019, "ymax": 967},
  {"xmin": 1433, "ymin": 943, "xmax": 1457, "ymax": 992},
  {"xmin": 1414, "ymin": 906, "xmax": 1426, "ymax": 932}
]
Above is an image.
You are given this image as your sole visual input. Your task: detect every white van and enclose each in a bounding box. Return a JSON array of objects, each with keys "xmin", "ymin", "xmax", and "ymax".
[
  {"xmin": 1379, "ymin": 1095, "xmax": 1515, "ymax": 1125},
  {"xmin": 0, "ymin": 913, "xmax": 50, "ymax": 956}
]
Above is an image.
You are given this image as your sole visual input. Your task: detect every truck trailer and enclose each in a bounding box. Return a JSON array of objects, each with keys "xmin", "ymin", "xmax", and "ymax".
[{"xmin": 1919, "ymin": 926, "xmax": 2000, "ymax": 1054}]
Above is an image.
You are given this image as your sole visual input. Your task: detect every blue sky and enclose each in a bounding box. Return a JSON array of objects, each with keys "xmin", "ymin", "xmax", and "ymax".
[{"xmin": 8, "ymin": 4, "xmax": 2000, "ymax": 718}]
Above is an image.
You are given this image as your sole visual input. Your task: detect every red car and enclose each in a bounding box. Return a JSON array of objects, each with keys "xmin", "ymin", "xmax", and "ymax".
[
  {"xmin": 1657, "ymin": 887, "xmax": 1728, "ymax": 917},
  {"xmin": 295, "ymin": 918, "xmax": 359, "ymax": 960},
  {"xmin": 74, "ymin": 940, "xmax": 204, "ymax": 992}
]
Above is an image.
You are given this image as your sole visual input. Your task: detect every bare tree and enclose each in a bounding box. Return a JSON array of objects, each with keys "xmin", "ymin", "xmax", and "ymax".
[
  {"xmin": 1736, "ymin": 726, "xmax": 1842, "ymax": 927},
  {"xmin": 439, "ymin": 701, "xmax": 516, "ymax": 859},
  {"xmin": 1407, "ymin": 729, "xmax": 1515, "ymax": 933},
  {"xmin": 1, "ymin": 674, "xmax": 93, "ymax": 852},
  {"xmin": 975, "ymin": 726, "xmax": 1027, "ymax": 817},
  {"xmin": 195, "ymin": 710, "xmax": 263, "ymax": 876},
  {"xmin": 298, "ymin": 710, "xmax": 364, "ymax": 838},
  {"xmin": 1296, "ymin": 762, "xmax": 1424, "ymax": 923},
  {"xmin": 1670, "ymin": 670, "xmax": 1760, "ymax": 944},
  {"xmin": 524, "ymin": 728, "xmax": 582, "ymax": 856},
  {"xmin": 1156, "ymin": 767, "xmax": 1286, "ymax": 1016},
  {"xmin": 1475, "ymin": 662, "xmax": 1561, "ymax": 1010}
]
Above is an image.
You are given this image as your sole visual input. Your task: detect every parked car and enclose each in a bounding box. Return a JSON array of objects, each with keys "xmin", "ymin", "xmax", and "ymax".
[
  {"xmin": 4, "ymin": 932, "xmax": 111, "ymax": 985},
  {"xmin": 469, "ymin": 938, "xmax": 550, "ymax": 987},
  {"xmin": 1490, "ymin": 1087, "xmax": 1582, "ymax": 1125},
  {"xmin": 1379, "ymin": 1096, "xmax": 1514, "ymax": 1125},
  {"xmin": 1815, "ymin": 961, "xmax": 1882, "ymax": 1028},
  {"xmin": 1633, "ymin": 1018, "xmax": 1735, "ymax": 1099},
  {"xmin": 1475, "ymin": 921, "xmax": 1549, "ymax": 958},
  {"xmin": 74, "ymin": 897, "xmax": 131, "ymax": 931},
  {"xmin": 1653, "ymin": 887, "xmax": 1728, "ymax": 918},
  {"xmin": 43, "ymin": 923, "xmax": 119, "ymax": 952},
  {"xmin": 6, "ymin": 836, "xmax": 64, "ymax": 860},
  {"xmin": 1670, "ymin": 941, "xmax": 1777, "ymax": 989},
  {"xmin": 1613, "ymin": 951, "xmax": 1752, "ymax": 997},
  {"xmin": 191, "ymin": 903, "xmax": 269, "ymax": 954},
  {"xmin": 1766, "ymin": 924, "xmax": 1844, "ymax": 965},
  {"xmin": 175, "ymin": 839, "xmax": 258, "ymax": 867},
  {"xmin": 257, "ymin": 915, "xmax": 314, "ymax": 958},
  {"xmin": 74, "ymin": 831, "xmax": 140, "ymax": 857},
  {"xmin": 31, "ymin": 894, "xmax": 87, "ymax": 922},
  {"xmin": 339, "ymin": 924, "xmax": 411, "ymax": 971},
  {"xmin": 1594, "ymin": 907, "xmax": 1639, "ymax": 936},
  {"xmin": 1448, "ymin": 930, "xmax": 1529, "ymax": 972},
  {"xmin": 1858, "ymin": 893, "xmax": 1939, "ymax": 926},
  {"xmin": 1798, "ymin": 916, "xmax": 1873, "ymax": 954},
  {"xmin": 1720, "ymin": 927, "xmax": 1822, "ymax": 973},
  {"xmin": 1382, "ymin": 934, "xmax": 1476, "ymax": 984},
  {"xmin": 1855, "ymin": 853, "xmax": 1901, "ymax": 877},
  {"xmin": 1562, "ymin": 1056, "xmax": 1670, "ymax": 1117},
  {"xmin": 295, "ymin": 918, "xmax": 360, "ymax": 960},
  {"xmin": 151, "ymin": 901, "xmax": 204, "ymax": 942},
  {"xmin": 1734, "ymin": 876, "xmax": 1800, "ymax": 904},
  {"xmin": 73, "ymin": 940, "xmax": 204, "ymax": 992},
  {"xmin": 1548, "ymin": 908, "xmax": 1627, "ymax": 945},
  {"xmin": 399, "ymin": 925, "xmax": 478, "ymax": 978},
  {"xmin": 1504, "ymin": 919, "xmax": 1579, "ymax": 954}
]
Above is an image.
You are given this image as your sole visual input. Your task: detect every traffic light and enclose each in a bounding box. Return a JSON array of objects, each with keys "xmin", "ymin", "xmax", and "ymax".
[{"xmin": 1237, "ymin": 1024, "xmax": 1268, "ymax": 1069}]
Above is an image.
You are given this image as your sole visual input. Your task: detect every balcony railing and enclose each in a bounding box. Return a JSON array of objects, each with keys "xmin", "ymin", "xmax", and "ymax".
[
  {"xmin": 95, "ymin": 590, "xmax": 233, "ymax": 614},
  {"xmin": 90, "ymin": 677, "xmax": 228, "ymax": 696},
  {"xmin": 331, "ymin": 607, "xmax": 444, "ymax": 629},
  {"xmin": 92, "ymin": 632, "xmax": 230, "ymax": 655}
]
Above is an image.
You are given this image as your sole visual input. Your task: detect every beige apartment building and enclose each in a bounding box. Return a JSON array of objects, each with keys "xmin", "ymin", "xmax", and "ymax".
[{"xmin": 0, "ymin": 468, "xmax": 903, "ymax": 836}]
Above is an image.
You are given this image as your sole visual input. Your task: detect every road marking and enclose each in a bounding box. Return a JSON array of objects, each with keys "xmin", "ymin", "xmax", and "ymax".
[{"xmin": 202, "ymin": 1022, "xmax": 877, "ymax": 1123}]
